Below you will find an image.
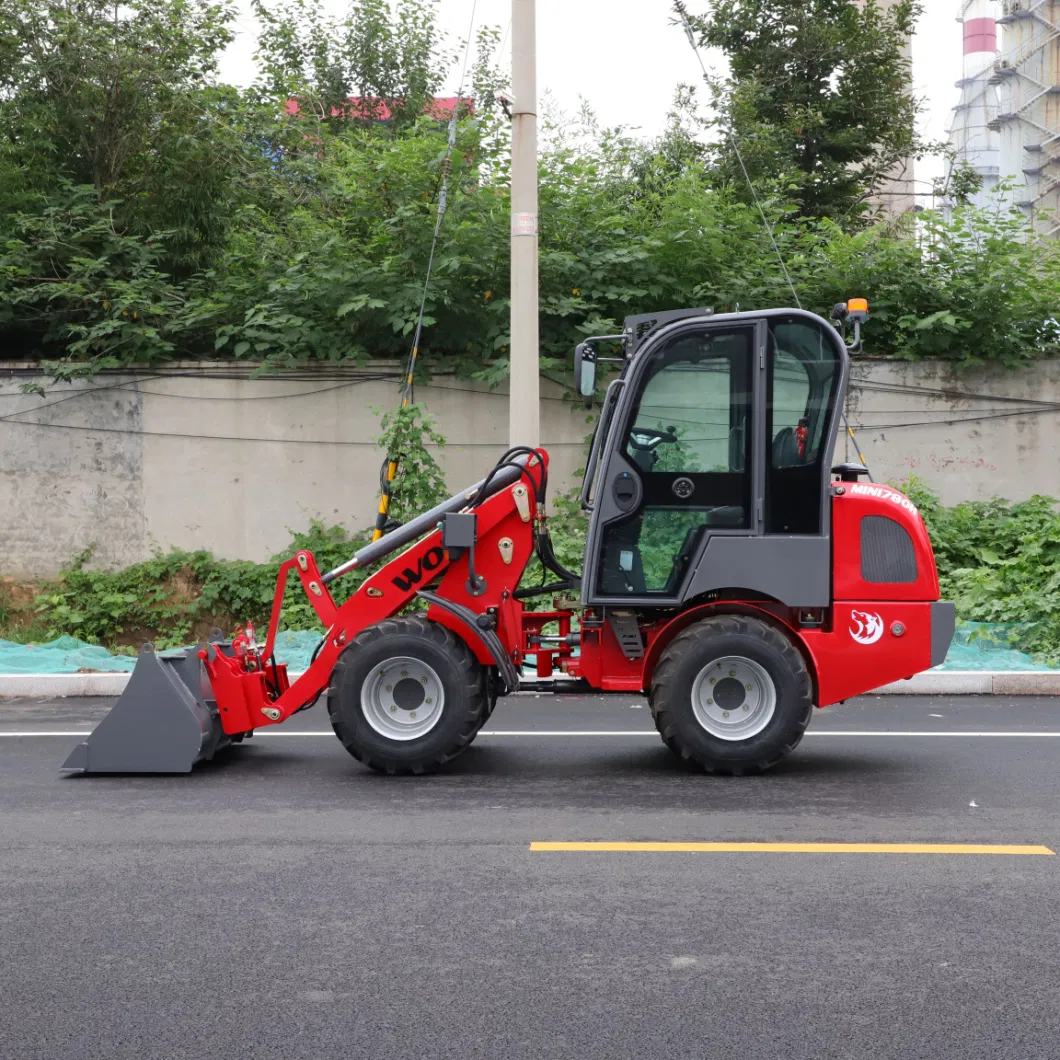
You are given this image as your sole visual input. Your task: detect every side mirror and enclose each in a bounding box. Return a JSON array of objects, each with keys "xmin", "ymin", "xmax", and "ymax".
[
  {"xmin": 834, "ymin": 297, "xmax": 869, "ymax": 353},
  {"xmin": 574, "ymin": 342, "xmax": 597, "ymax": 408}
]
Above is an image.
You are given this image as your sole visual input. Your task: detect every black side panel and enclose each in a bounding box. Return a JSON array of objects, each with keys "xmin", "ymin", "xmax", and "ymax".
[
  {"xmin": 686, "ymin": 536, "xmax": 832, "ymax": 608},
  {"xmin": 931, "ymin": 601, "xmax": 957, "ymax": 667},
  {"xmin": 861, "ymin": 515, "xmax": 918, "ymax": 584}
]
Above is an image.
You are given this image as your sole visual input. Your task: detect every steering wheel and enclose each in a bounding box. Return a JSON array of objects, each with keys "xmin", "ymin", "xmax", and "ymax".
[{"xmin": 628, "ymin": 425, "xmax": 679, "ymax": 453}]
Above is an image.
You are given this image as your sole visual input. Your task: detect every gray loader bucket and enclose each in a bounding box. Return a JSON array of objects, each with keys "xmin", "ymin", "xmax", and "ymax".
[{"xmin": 61, "ymin": 642, "xmax": 235, "ymax": 774}]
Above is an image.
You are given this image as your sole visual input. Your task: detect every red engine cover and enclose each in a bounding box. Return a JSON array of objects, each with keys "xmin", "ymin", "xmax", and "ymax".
[{"xmin": 831, "ymin": 482, "xmax": 939, "ymax": 602}]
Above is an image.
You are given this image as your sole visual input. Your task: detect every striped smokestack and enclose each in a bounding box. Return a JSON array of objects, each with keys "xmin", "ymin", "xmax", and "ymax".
[{"xmin": 945, "ymin": 0, "xmax": 1000, "ymax": 210}]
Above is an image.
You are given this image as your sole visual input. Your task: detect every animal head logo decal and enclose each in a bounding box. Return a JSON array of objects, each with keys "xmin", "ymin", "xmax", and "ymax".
[{"xmin": 849, "ymin": 610, "xmax": 884, "ymax": 646}]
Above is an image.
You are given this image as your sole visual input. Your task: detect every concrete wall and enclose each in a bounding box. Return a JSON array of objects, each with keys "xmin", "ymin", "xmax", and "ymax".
[
  {"xmin": 0, "ymin": 363, "xmax": 589, "ymax": 577},
  {"xmin": 843, "ymin": 359, "xmax": 1060, "ymax": 506},
  {"xmin": 1, "ymin": 357, "xmax": 1058, "ymax": 577}
]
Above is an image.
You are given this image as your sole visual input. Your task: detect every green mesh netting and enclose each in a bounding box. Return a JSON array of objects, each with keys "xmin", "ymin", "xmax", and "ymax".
[
  {"xmin": 0, "ymin": 631, "xmax": 325, "ymax": 675},
  {"xmin": 0, "ymin": 623, "xmax": 1055, "ymax": 675},
  {"xmin": 942, "ymin": 623, "xmax": 1057, "ymax": 671}
]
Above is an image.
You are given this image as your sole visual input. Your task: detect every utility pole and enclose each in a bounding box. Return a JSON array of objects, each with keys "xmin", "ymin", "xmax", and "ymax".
[{"xmin": 509, "ymin": 0, "xmax": 539, "ymax": 447}]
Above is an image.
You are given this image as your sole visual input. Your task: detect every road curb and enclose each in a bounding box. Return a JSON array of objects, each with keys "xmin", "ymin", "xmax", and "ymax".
[
  {"xmin": 0, "ymin": 669, "xmax": 1058, "ymax": 700},
  {"xmin": 0, "ymin": 673, "xmax": 133, "ymax": 698}
]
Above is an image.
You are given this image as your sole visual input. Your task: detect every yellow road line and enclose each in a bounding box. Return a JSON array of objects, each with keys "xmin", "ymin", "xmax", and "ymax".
[{"xmin": 530, "ymin": 842, "xmax": 1055, "ymax": 855}]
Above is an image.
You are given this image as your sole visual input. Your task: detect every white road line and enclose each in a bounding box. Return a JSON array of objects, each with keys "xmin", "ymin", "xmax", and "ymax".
[
  {"xmin": 479, "ymin": 730, "xmax": 1060, "ymax": 738},
  {"xmin": 810, "ymin": 731, "xmax": 1060, "ymax": 738},
  {"xmin": 6, "ymin": 730, "xmax": 1060, "ymax": 739},
  {"xmin": 0, "ymin": 731, "xmax": 94, "ymax": 737}
]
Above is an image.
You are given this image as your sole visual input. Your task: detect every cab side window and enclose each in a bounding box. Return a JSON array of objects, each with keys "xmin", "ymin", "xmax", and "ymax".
[
  {"xmin": 596, "ymin": 326, "xmax": 754, "ymax": 596},
  {"xmin": 765, "ymin": 319, "xmax": 840, "ymax": 534},
  {"xmin": 624, "ymin": 332, "xmax": 750, "ymax": 478}
]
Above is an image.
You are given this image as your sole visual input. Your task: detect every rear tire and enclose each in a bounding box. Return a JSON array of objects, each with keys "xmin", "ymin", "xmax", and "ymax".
[
  {"xmin": 328, "ymin": 617, "xmax": 488, "ymax": 775},
  {"xmin": 649, "ymin": 615, "xmax": 813, "ymax": 775}
]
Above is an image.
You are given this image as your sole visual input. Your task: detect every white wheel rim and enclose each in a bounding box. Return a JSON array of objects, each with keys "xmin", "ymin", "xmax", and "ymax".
[
  {"xmin": 361, "ymin": 656, "xmax": 445, "ymax": 741},
  {"xmin": 690, "ymin": 655, "xmax": 777, "ymax": 742}
]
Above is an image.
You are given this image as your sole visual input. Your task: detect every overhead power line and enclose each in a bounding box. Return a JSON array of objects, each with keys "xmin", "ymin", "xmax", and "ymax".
[
  {"xmin": 371, "ymin": 0, "xmax": 479, "ymax": 541},
  {"xmin": 672, "ymin": 1, "xmax": 875, "ymax": 477},
  {"xmin": 673, "ymin": 1, "xmax": 801, "ymax": 311}
]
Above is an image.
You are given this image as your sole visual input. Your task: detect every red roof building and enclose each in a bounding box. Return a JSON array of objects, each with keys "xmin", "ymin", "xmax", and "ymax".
[{"xmin": 284, "ymin": 96, "xmax": 467, "ymax": 122}]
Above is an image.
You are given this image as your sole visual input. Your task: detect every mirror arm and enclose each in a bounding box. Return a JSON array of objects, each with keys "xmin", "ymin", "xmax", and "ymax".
[{"xmin": 846, "ymin": 318, "xmax": 864, "ymax": 354}]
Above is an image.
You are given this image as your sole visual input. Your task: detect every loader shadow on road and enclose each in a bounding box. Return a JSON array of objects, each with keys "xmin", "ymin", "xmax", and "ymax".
[
  {"xmin": 52, "ymin": 726, "xmax": 917, "ymax": 794},
  {"xmin": 576, "ymin": 744, "xmax": 900, "ymax": 779},
  {"xmin": 55, "ymin": 736, "xmax": 900, "ymax": 784},
  {"xmin": 325, "ymin": 739, "xmax": 904, "ymax": 785},
  {"xmin": 57, "ymin": 742, "xmax": 309, "ymax": 779}
]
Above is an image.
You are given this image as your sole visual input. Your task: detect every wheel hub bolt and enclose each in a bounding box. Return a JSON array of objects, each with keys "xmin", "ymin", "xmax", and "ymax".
[
  {"xmin": 729, "ymin": 670, "xmax": 736, "ymax": 677},
  {"xmin": 709, "ymin": 677, "xmax": 716, "ymax": 685},
  {"xmin": 390, "ymin": 706, "xmax": 397, "ymax": 713},
  {"xmin": 743, "ymin": 705, "xmax": 749, "ymax": 711},
  {"xmin": 410, "ymin": 711, "xmax": 417, "ymax": 719},
  {"xmin": 386, "ymin": 685, "xmax": 392, "ymax": 692},
  {"xmin": 421, "ymin": 677, "xmax": 428, "ymax": 684},
  {"xmin": 707, "ymin": 699, "xmax": 714, "ymax": 705},
  {"xmin": 401, "ymin": 671, "xmax": 408, "ymax": 677},
  {"xmin": 723, "ymin": 711, "xmax": 730, "ymax": 718},
  {"xmin": 745, "ymin": 684, "xmax": 752, "ymax": 691}
]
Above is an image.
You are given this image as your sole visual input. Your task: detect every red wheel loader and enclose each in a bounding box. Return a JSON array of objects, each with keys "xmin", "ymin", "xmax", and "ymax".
[{"xmin": 62, "ymin": 305, "xmax": 955, "ymax": 776}]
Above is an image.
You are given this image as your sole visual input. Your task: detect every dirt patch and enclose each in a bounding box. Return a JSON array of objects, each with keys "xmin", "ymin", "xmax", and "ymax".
[
  {"xmin": 0, "ymin": 578, "xmax": 46, "ymax": 639},
  {"xmin": 0, "ymin": 578, "xmax": 39, "ymax": 612},
  {"xmin": 106, "ymin": 568, "xmax": 234, "ymax": 649},
  {"xmin": 0, "ymin": 573, "xmax": 235, "ymax": 650},
  {"xmin": 163, "ymin": 568, "xmax": 202, "ymax": 606}
]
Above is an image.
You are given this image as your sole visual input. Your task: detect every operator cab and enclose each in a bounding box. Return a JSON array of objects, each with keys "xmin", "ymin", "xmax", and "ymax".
[{"xmin": 575, "ymin": 308, "xmax": 849, "ymax": 609}]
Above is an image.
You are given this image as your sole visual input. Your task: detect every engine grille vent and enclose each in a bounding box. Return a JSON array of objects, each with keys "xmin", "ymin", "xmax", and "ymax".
[{"xmin": 860, "ymin": 515, "xmax": 917, "ymax": 584}]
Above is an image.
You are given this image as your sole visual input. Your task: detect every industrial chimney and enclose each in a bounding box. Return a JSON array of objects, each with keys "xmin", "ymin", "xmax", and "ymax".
[{"xmin": 945, "ymin": 1, "xmax": 1001, "ymax": 207}]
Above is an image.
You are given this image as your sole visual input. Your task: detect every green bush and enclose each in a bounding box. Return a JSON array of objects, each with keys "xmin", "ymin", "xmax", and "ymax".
[
  {"xmin": 903, "ymin": 477, "xmax": 1060, "ymax": 663},
  {"xmin": 26, "ymin": 523, "xmax": 365, "ymax": 651}
]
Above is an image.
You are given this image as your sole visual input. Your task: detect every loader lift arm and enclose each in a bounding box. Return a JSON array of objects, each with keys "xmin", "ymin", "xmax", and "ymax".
[
  {"xmin": 61, "ymin": 451, "xmax": 551, "ymax": 774},
  {"xmin": 201, "ymin": 451, "xmax": 550, "ymax": 734}
]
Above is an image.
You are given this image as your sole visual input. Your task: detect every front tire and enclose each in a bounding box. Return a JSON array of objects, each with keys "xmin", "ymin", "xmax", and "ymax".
[
  {"xmin": 649, "ymin": 615, "xmax": 813, "ymax": 775},
  {"xmin": 328, "ymin": 617, "xmax": 488, "ymax": 775}
]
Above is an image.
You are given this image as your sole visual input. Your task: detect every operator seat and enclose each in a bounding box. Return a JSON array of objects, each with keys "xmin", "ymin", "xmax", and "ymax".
[{"xmin": 772, "ymin": 426, "xmax": 800, "ymax": 468}]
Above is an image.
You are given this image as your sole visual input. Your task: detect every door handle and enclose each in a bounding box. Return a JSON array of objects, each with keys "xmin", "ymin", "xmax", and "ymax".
[{"xmin": 613, "ymin": 472, "xmax": 638, "ymax": 511}]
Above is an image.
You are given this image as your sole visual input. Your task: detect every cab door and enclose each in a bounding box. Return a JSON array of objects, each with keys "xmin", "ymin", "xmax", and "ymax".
[{"xmin": 582, "ymin": 319, "xmax": 760, "ymax": 605}]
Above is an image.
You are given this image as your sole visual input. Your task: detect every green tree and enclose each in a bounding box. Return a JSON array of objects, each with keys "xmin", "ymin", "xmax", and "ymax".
[
  {"xmin": 251, "ymin": 0, "xmax": 457, "ymax": 133},
  {"xmin": 0, "ymin": 0, "xmax": 241, "ymax": 271},
  {"xmin": 0, "ymin": 0, "xmax": 1054, "ymax": 378},
  {"xmin": 687, "ymin": 0, "xmax": 929, "ymax": 224}
]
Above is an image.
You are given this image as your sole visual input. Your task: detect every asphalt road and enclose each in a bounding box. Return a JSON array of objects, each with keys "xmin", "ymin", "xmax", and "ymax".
[{"xmin": 3, "ymin": 693, "xmax": 1060, "ymax": 1059}]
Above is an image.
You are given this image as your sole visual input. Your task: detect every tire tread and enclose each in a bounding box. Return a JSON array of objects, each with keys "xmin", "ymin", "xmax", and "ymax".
[
  {"xmin": 327, "ymin": 616, "xmax": 487, "ymax": 775},
  {"xmin": 649, "ymin": 614, "xmax": 813, "ymax": 775}
]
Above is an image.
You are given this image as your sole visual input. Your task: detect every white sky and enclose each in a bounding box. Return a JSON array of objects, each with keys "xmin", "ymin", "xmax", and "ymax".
[{"xmin": 219, "ymin": 0, "xmax": 964, "ymax": 199}]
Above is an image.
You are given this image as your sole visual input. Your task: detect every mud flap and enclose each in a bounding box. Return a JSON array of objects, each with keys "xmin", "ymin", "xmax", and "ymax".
[{"xmin": 61, "ymin": 643, "xmax": 232, "ymax": 774}]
